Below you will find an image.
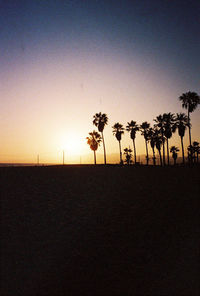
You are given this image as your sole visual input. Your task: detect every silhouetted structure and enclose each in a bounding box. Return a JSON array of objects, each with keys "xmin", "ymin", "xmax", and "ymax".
[
  {"xmin": 170, "ymin": 146, "xmax": 179, "ymax": 165},
  {"xmin": 140, "ymin": 122, "xmax": 150, "ymax": 165},
  {"xmin": 173, "ymin": 113, "xmax": 188, "ymax": 164},
  {"xmin": 93, "ymin": 112, "xmax": 108, "ymax": 165},
  {"xmin": 126, "ymin": 120, "xmax": 139, "ymax": 164},
  {"xmin": 86, "ymin": 131, "xmax": 102, "ymax": 165},
  {"xmin": 112, "ymin": 123, "xmax": 124, "ymax": 164}
]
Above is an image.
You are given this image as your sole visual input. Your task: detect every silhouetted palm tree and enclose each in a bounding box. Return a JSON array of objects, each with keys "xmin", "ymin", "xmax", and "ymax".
[
  {"xmin": 123, "ymin": 148, "xmax": 133, "ymax": 165},
  {"xmin": 163, "ymin": 113, "xmax": 175, "ymax": 165},
  {"xmin": 154, "ymin": 128, "xmax": 163, "ymax": 166},
  {"xmin": 179, "ymin": 91, "xmax": 200, "ymax": 147},
  {"xmin": 126, "ymin": 120, "xmax": 139, "ymax": 164},
  {"xmin": 170, "ymin": 146, "xmax": 179, "ymax": 165},
  {"xmin": 140, "ymin": 122, "xmax": 150, "ymax": 165},
  {"xmin": 173, "ymin": 113, "xmax": 188, "ymax": 164},
  {"xmin": 154, "ymin": 114, "xmax": 166, "ymax": 165},
  {"xmin": 86, "ymin": 131, "xmax": 101, "ymax": 165},
  {"xmin": 112, "ymin": 123, "xmax": 124, "ymax": 164},
  {"xmin": 193, "ymin": 141, "xmax": 199, "ymax": 163},
  {"xmin": 93, "ymin": 112, "xmax": 108, "ymax": 164},
  {"xmin": 149, "ymin": 127, "xmax": 156, "ymax": 165}
]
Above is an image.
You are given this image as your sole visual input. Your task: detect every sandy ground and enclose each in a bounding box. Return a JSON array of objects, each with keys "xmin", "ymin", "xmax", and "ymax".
[{"xmin": 0, "ymin": 165, "xmax": 199, "ymax": 295}]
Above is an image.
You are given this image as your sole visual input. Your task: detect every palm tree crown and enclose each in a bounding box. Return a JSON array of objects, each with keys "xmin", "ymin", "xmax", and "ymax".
[
  {"xmin": 93, "ymin": 112, "xmax": 108, "ymax": 132},
  {"xmin": 179, "ymin": 91, "xmax": 200, "ymax": 113},
  {"xmin": 112, "ymin": 123, "xmax": 124, "ymax": 141}
]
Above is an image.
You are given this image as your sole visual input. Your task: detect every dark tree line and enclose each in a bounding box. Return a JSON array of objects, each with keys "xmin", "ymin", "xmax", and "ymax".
[{"xmin": 86, "ymin": 91, "xmax": 200, "ymax": 165}]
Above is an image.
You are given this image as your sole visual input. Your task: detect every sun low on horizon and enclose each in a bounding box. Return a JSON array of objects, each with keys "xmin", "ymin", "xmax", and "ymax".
[{"xmin": 0, "ymin": 1, "xmax": 200, "ymax": 164}]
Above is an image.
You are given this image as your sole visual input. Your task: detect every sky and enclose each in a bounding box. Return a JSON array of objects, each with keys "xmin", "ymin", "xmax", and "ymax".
[{"xmin": 0, "ymin": 0, "xmax": 200, "ymax": 164}]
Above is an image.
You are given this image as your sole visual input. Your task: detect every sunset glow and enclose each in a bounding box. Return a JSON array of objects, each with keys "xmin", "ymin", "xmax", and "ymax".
[{"xmin": 0, "ymin": 1, "xmax": 199, "ymax": 164}]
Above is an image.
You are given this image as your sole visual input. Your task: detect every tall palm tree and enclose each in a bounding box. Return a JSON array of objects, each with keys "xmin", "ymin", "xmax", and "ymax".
[
  {"xmin": 170, "ymin": 146, "xmax": 179, "ymax": 165},
  {"xmin": 179, "ymin": 91, "xmax": 200, "ymax": 147},
  {"xmin": 173, "ymin": 113, "xmax": 188, "ymax": 164},
  {"xmin": 148, "ymin": 127, "xmax": 156, "ymax": 165},
  {"xmin": 86, "ymin": 131, "xmax": 101, "ymax": 165},
  {"xmin": 163, "ymin": 113, "xmax": 175, "ymax": 165},
  {"xmin": 112, "ymin": 123, "xmax": 124, "ymax": 164},
  {"xmin": 93, "ymin": 112, "xmax": 108, "ymax": 164},
  {"xmin": 140, "ymin": 122, "xmax": 150, "ymax": 165},
  {"xmin": 154, "ymin": 114, "xmax": 166, "ymax": 166},
  {"xmin": 126, "ymin": 120, "xmax": 139, "ymax": 164},
  {"xmin": 154, "ymin": 128, "xmax": 163, "ymax": 166},
  {"xmin": 123, "ymin": 148, "xmax": 133, "ymax": 165}
]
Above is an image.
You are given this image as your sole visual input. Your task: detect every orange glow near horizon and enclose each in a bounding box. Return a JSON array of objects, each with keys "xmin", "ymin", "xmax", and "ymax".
[{"xmin": 0, "ymin": 51, "xmax": 200, "ymax": 164}]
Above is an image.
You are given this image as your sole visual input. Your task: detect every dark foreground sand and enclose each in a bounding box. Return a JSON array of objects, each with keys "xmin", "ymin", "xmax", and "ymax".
[{"xmin": 0, "ymin": 165, "xmax": 199, "ymax": 295}]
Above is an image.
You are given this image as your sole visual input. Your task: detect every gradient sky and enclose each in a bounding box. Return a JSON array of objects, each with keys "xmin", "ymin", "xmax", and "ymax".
[{"xmin": 0, "ymin": 0, "xmax": 200, "ymax": 163}]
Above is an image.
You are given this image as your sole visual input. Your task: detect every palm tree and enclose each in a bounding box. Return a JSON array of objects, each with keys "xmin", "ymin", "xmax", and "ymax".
[
  {"xmin": 148, "ymin": 127, "xmax": 156, "ymax": 165},
  {"xmin": 124, "ymin": 148, "xmax": 133, "ymax": 165},
  {"xmin": 163, "ymin": 113, "xmax": 175, "ymax": 165},
  {"xmin": 193, "ymin": 141, "xmax": 199, "ymax": 163},
  {"xmin": 86, "ymin": 131, "xmax": 101, "ymax": 165},
  {"xmin": 93, "ymin": 112, "xmax": 108, "ymax": 164},
  {"xmin": 173, "ymin": 113, "xmax": 188, "ymax": 164},
  {"xmin": 154, "ymin": 114, "xmax": 166, "ymax": 166},
  {"xmin": 154, "ymin": 128, "xmax": 163, "ymax": 166},
  {"xmin": 170, "ymin": 146, "xmax": 179, "ymax": 165},
  {"xmin": 126, "ymin": 121, "xmax": 139, "ymax": 164},
  {"xmin": 140, "ymin": 122, "xmax": 150, "ymax": 165},
  {"xmin": 112, "ymin": 123, "xmax": 124, "ymax": 164},
  {"xmin": 179, "ymin": 91, "xmax": 200, "ymax": 147}
]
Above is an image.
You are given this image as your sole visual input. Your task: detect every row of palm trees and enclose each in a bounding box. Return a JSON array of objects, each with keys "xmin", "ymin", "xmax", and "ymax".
[{"xmin": 86, "ymin": 91, "xmax": 200, "ymax": 165}]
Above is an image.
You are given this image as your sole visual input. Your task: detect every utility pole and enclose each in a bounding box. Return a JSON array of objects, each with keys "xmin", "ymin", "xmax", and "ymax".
[
  {"xmin": 63, "ymin": 150, "xmax": 65, "ymax": 165},
  {"xmin": 37, "ymin": 154, "xmax": 39, "ymax": 166}
]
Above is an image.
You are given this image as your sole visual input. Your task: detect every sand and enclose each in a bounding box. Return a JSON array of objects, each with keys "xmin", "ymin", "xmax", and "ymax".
[{"xmin": 1, "ymin": 165, "xmax": 199, "ymax": 295}]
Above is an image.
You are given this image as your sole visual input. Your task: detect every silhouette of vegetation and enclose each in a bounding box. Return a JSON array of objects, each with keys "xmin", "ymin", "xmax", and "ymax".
[
  {"xmin": 149, "ymin": 127, "xmax": 156, "ymax": 165},
  {"xmin": 93, "ymin": 112, "xmax": 108, "ymax": 165},
  {"xmin": 173, "ymin": 113, "xmax": 188, "ymax": 164},
  {"xmin": 123, "ymin": 147, "xmax": 133, "ymax": 165},
  {"xmin": 154, "ymin": 115, "xmax": 166, "ymax": 166},
  {"xmin": 154, "ymin": 128, "xmax": 163, "ymax": 166},
  {"xmin": 179, "ymin": 92, "xmax": 200, "ymax": 156},
  {"xmin": 193, "ymin": 141, "xmax": 200, "ymax": 163},
  {"xmin": 112, "ymin": 123, "xmax": 124, "ymax": 164},
  {"xmin": 170, "ymin": 146, "xmax": 179, "ymax": 165},
  {"xmin": 126, "ymin": 120, "xmax": 139, "ymax": 164},
  {"xmin": 163, "ymin": 113, "xmax": 176, "ymax": 165},
  {"xmin": 140, "ymin": 122, "xmax": 150, "ymax": 165},
  {"xmin": 86, "ymin": 131, "xmax": 101, "ymax": 165}
]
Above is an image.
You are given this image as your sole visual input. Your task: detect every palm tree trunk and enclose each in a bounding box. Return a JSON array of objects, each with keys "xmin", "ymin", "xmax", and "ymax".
[
  {"xmin": 187, "ymin": 109, "xmax": 193, "ymax": 164},
  {"xmin": 181, "ymin": 136, "xmax": 185, "ymax": 164},
  {"xmin": 188, "ymin": 110, "xmax": 192, "ymax": 147},
  {"xmin": 152, "ymin": 147, "xmax": 156, "ymax": 165},
  {"xmin": 159, "ymin": 149, "xmax": 162, "ymax": 166},
  {"xmin": 119, "ymin": 140, "xmax": 122, "ymax": 164},
  {"xmin": 174, "ymin": 157, "xmax": 176, "ymax": 166},
  {"xmin": 166, "ymin": 138, "xmax": 169, "ymax": 165},
  {"xmin": 94, "ymin": 150, "xmax": 96, "ymax": 165},
  {"xmin": 145, "ymin": 140, "xmax": 149, "ymax": 165},
  {"xmin": 162, "ymin": 131, "xmax": 166, "ymax": 166},
  {"xmin": 133, "ymin": 139, "xmax": 136, "ymax": 164},
  {"xmin": 101, "ymin": 131, "xmax": 106, "ymax": 165}
]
